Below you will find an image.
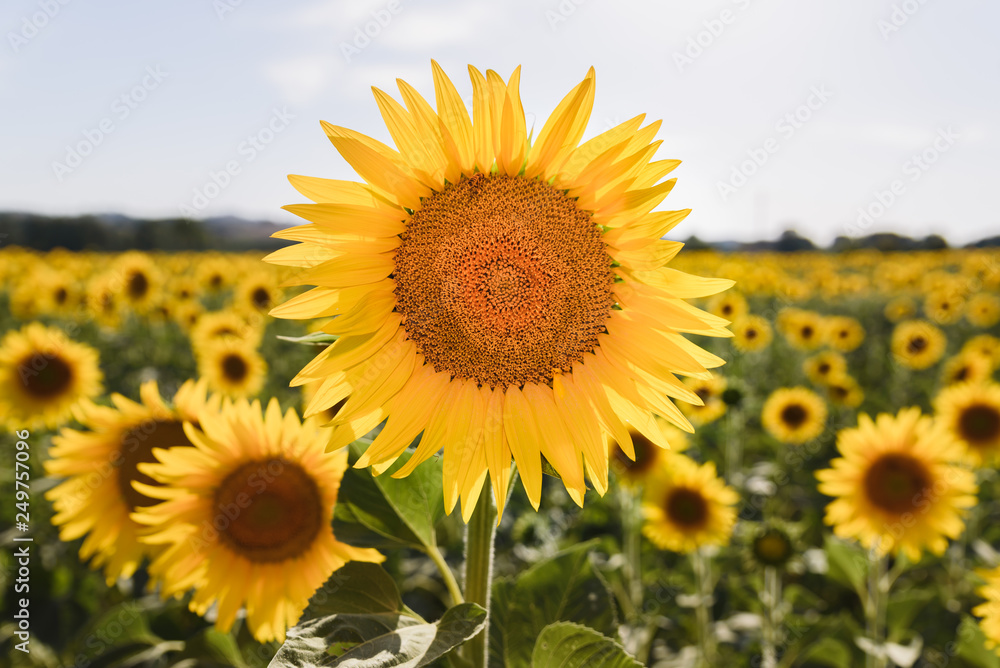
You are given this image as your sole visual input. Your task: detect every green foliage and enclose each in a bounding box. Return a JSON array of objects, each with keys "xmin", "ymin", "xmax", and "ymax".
[
  {"xmin": 490, "ymin": 541, "xmax": 617, "ymax": 667},
  {"xmin": 531, "ymin": 622, "xmax": 642, "ymax": 668},
  {"xmin": 269, "ymin": 562, "xmax": 486, "ymax": 668}
]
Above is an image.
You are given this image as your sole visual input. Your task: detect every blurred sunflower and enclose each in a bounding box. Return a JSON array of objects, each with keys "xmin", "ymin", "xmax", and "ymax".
[
  {"xmin": 824, "ymin": 315, "xmax": 865, "ymax": 352},
  {"xmin": 974, "ymin": 567, "xmax": 1000, "ymax": 655},
  {"xmin": 197, "ymin": 338, "xmax": 267, "ymax": 398},
  {"xmin": 963, "ymin": 335, "xmax": 1000, "ymax": 366},
  {"xmin": 641, "ymin": 454, "xmax": 738, "ymax": 553},
  {"xmin": 191, "ymin": 310, "xmax": 264, "ymax": 349},
  {"xmin": 891, "ymin": 320, "xmax": 946, "ymax": 370},
  {"xmin": 196, "ymin": 255, "xmax": 232, "ymax": 293},
  {"xmin": 934, "ymin": 381, "xmax": 1000, "ymax": 466},
  {"xmin": 825, "ymin": 373, "xmax": 864, "ymax": 408},
  {"xmin": 266, "ymin": 62, "xmax": 732, "ymax": 518},
  {"xmin": 0, "ymin": 323, "xmax": 103, "ymax": 430},
  {"xmin": 85, "ymin": 273, "xmax": 123, "ymax": 328},
  {"xmin": 706, "ymin": 291, "xmax": 747, "ymax": 321},
  {"xmin": 884, "ymin": 296, "xmax": 917, "ymax": 323},
  {"xmin": 803, "ymin": 351, "xmax": 847, "ymax": 386},
  {"xmin": 45, "ymin": 380, "xmax": 211, "ymax": 584},
  {"xmin": 966, "ymin": 293, "xmax": 1000, "ymax": 328},
  {"xmin": 778, "ymin": 309, "xmax": 824, "ymax": 351},
  {"xmin": 731, "ymin": 315, "xmax": 772, "ymax": 353},
  {"xmin": 609, "ymin": 418, "xmax": 688, "ymax": 487},
  {"xmin": 747, "ymin": 524, "xmax": 796, "ymax": 570},
  {"xmin": 117, "ymin": 252, "xmax": 162, "ymax": 315},
  {"xmin": 940, "ymin": 351, "xmax": 993, "ymax": 387},
  {"xmin": 236, "ymin": 272, "xmax": 283, "ymax": 316},
  {"xmin": 923, "ymin": 289, "xmax": 964, "ymax": 325},
  {"xmin": 133, "ymin": 398, "xmax": 384, "ymax": 642},
  {"xmin": 816, "ymin": 408, "xmax": 976, "ymax": 560},
  {"xmin": 679, "ymin": 374, "xmax": 727, "ymax": 425},
  {"xmin": 761, "ymin": 387, "xmax": 827, "ymax": 444}
]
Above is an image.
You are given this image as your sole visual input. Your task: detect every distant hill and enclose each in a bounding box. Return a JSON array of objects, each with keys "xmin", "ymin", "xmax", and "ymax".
[{"xmin": 0, "ymin": 212, "xmax": 996, "ymax": 253}]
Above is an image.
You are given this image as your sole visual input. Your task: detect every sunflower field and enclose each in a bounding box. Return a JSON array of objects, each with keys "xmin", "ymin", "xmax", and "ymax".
[{"xmin": 3, "ymin": 65, "xmax": 1000, "ymax": 668}]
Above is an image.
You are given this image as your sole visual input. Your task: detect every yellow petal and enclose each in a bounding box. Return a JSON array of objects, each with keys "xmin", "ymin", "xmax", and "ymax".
[
  {"xmin": 289, "ymin": 253, "xmax": 394, "ymax": 289},
  {"xmin": 522, "ymin": 383, "xmax": 586, "ymax": 507},
  {"xmin": 281, "ymin": 203, "xmax": 406, "ymax": 238},
  {"xmin": 482, "ymin": 385, "xmax": 512, "ymax": 519},
  {"xmin": 468, "ymin": 65, "xmax": 495, "ymax": 172},
  {"xmin": 432, "ymin": 59, "xmax": 475, "ymax": 178},
  {"xmin": 552, "ymin": 372, "xmax": 608, "ymax": 495},
  {"xmin": 503, "ymin": 384, "xmax": 543, "ymax": 509},
  {"xmin": 496, "ymin": 66, "xmax": 527, "ymax": 176},
  {"xmin": 269, "ymin": 281, "xmax": 393, "ymax": 320},
  {"xmin": 525, "ymin": 69, "xmax": 595, "ymax": 180}
]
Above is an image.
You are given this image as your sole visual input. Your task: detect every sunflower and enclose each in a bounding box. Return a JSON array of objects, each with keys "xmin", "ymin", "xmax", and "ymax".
[
  {"xmin": 706, "ymin": 292, "xmax": 747, "ymax": 321},
  {"xmin": 963, "ymin": 335, "xmax": 1000, "ymax": 366},
  {"xmin": 761, "ymin": 387, "xmax": 827, "ymax": 444},
  {"xmin": 641, "ymin": 454, "xmax": 738, "ymax": 553},
  {"xmin": 748, "ymin": 524, "xmax": 795, "ymax": 569},
  {"xmin": 803, "ymin": 351, "xmax": 847, "ymax": 386},
  {"xmin": 197, "ymin": 338, "xmax": 267, "ymax": 398},
  {"xmin": 731, "ymin": 315, "xmax": 772, "ymax": 353},
  {"xmin": 196, "ymin": 255, "xmax": 233, "ymax": 293},
  {"xmin": 265, "ymin": 62, "xmax": 732, "ymax": 518},
  {"xmin": 974, "ymin": 567, "xmax": 1000, "ymax": 655},
  {"xmin": 891, "ymin": 320, "xmax": 947, "ymax": 370},
  {"xmin": 191, "ymin": 310, "xmax": 264, "ymax": 349},
  {"xmin": 679, "ymin": 374, "xmax": 728, "ymax": 425},
  {"xmin": 825, "ymin": 373, "xmax": 864, "ymax": 408},
  {"xmin": 940, "ymin": 351, "xmax": 994, "ymax": 387},
  {"xmin": 609, "ymin": 418, "xmax": 688, "ymax": 487},
  {"xmin": 44, "ymin": 380, "xmax": 211, "ymax": 584},
  {"xmin": 923, "ymin": 289, "xmax": 964, "ymax": 325},
  {"xmin": 85, "ymin": 273, "xmax": 123, "ymax": 328},
  {"xmin": 132, "ymin": 397, "xmax": 384, "ymax": 642},
  {"xmin": 236, "ymin": 272, "xmax": 283, "ymax": 316},
  {"xmin": 967, "ymin": 293, "xmax": 1000, "ymax": 328},
  {"xmin": 934, "ymin": 381, "xmax": 1000, "ymax": 466},
  {"xmin": 116, "ymin": 251, "xmax": 162, "ymax": 314},
  {"xmin": 884, "ymin": 296, "xmax": 917, "ymax": 323},
  {"xmin": 777, "ymin": 309, "xmax": 824, "ymax": 351},
  {"xmin": 817, "ymin": 408, "xmax": 976, "ymax": 560},
  {"xmin": 824, "ymin": 315, "xmax": 865, "ymax": 352},
  {"xmin": 0, "ymin": 323, "xmax": 103, "ymax": 430}
]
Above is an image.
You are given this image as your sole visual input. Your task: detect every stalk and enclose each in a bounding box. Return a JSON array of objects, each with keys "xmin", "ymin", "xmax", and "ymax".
[{"xmin": 463, "ymin": 480, "xmax": 497, "ymax": 668}]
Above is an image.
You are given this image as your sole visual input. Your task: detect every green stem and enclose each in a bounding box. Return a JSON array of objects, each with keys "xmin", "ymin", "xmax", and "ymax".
[
  {"xmin": 761, "ymin": 566, "xmax": 782, "ymax": 668},
  {"xmin": 427, "ymin": 544, "xmax": 464, "ymax": 607},
  {"xmin": 865, "ymin": 551, "xmax": 889, "ymax": 668},
  {"xmin": 620, "ymin": 486, "xmax": 644, "ymax": 620},
  {"xmin": 692, "ymin": 549, "xmax": 716, "ymax": 667},
  {"xmin": 463, "ymin": 480, "xmax": 496, "ymax": 668}
]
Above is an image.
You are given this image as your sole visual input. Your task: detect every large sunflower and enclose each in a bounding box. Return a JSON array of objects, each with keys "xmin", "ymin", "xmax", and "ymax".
[
  {"xmin": 266, "ymin": 62, "xmax": 732, "ymax": 518},
  {"xmin": 641, "ymin": 453, "xmax": 738, "ymax": 553},
  {"xmin": 44, "ymin": 379, "xmax": 211, "ymax": 584},
  {"xmin": 934, "ymin": 381, "xmax": 1000, "ymax": 466},
  {"xmin": 816, "ymin": 408, "xmax": 977, "ymax": 560},
  {"xmin": 132, "ymin": 398, "xmax": 383, "ymax": 642},
  {"xmin": 0, "ymin": 323, "xmax": 103, "ymax": 430},
  {"xmin": 761, "ymin": 387, "xmax": 827, "ymax": 444}
]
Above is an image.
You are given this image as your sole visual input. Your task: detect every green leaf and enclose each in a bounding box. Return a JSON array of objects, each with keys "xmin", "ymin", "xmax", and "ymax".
[
  {"xmin": 66, "ymin": 600, "xmax": 162, "ymax": 662},
  {"xmin": 531, "ymin": 622, "xmax": 642, "ymax": 668},
  {"xmin": 886, "ymin": 588, "xmax": 934, "ymax": 640},
  {"xmin": 174, "ymin": 628, "xmax": 250, "ymax": 668},
  {"xmin": 797, "ymin": 636, "xmax": 853, "ymax": 668},
  {"xmin": 336, "ymin": 455, "xmax": 423, "ymax": 548},
  {"xmin": 347, "ymin": 440, "xmax": 446, "ymax": 551},
  {"xmin": 268, "ymin": 604, "xmax": 486, "ymax": 668},
  {"xmin": 491, "ymin": 541, "xmax": 617, "ymax": 668},
  {"xmin": 956, "ymin": 616, "xmax": 1000, "ymax": 668},
  {"xmin": 823, "ymin": 535, "xmax": 868, "ymax": 597},
  {"xmin": 275, "ymin": 331, "xmax": 339, "ymax": 345},
  {"xmin": 303, "ymin": 562, "xmax": 403, "ymax": 618}
]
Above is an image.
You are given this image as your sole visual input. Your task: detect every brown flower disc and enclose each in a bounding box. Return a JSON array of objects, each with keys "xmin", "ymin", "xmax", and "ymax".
[{"xmin": 393, "ymin": 173, "xmax": 615, "ymax": 389}]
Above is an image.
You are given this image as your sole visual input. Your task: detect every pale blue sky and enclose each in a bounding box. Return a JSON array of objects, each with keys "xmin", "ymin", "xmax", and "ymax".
[{"xmin": 1, "ymin": 0, "xmax": 997, "ymax": 244}]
